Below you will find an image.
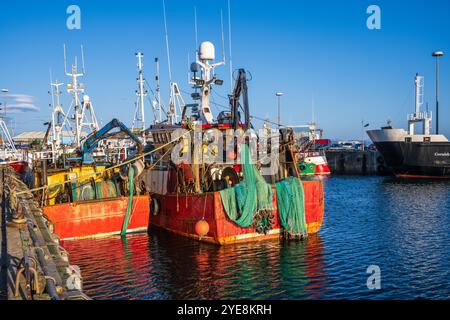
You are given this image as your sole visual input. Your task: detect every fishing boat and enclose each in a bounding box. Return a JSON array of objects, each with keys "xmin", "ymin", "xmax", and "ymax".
[
  {"xmin": 0, "ymin": 114, "xmax": 28, "ymax": 174},
  {"xmin": 144, "ymin": 41, "xmax": 325, "ymax": 245},
  {"xmin": 32, "ymin": 49, "xmax": 150, "ymax": 240},
  {"xmin": 39, "ymin": 118, "xmax": 150, "ymax": 240},
  {"xmin": 298, "ymin": 150, "xmax": 331, "ymax": 176},
  {"xmin": 367, "ymin": 73, "xmax": 450, "ymax": 178},
  {"xmin": 287, "ymin": 124, "xmax": 331, "ymax": 176}
]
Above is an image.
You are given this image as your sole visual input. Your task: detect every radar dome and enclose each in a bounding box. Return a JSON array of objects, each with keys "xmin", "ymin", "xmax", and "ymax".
[{"xmin": 199, "ymin": 41, "xmax": 215, "ymax": 61}]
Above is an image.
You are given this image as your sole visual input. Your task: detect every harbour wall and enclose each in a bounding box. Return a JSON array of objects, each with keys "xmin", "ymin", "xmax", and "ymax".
[
  {"xmin": 325, "ymin": 150, "xmax": 391, "ymax": 175},
  {"xmin": 0, "ymin": 166, "xmax": 88, "ymax": 300}
]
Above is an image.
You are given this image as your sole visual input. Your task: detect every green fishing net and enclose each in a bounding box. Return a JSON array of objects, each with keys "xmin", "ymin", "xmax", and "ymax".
[
  {"xmin": 275, "ymin": 176, "xmax": 307, "ymax": 238},
  {"xmin": 219, "ymin": 144, "xmax": 307, "ymax": 238},
  {"xmin": 219, "ymin": 144, "xmax": 274, "ymax": 227}
]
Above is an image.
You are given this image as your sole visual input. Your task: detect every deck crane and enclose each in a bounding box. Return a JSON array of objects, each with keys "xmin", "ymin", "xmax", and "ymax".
[
  {"xmin": 229, "ymin": 69, "xmax": 250, "ymax": 130},
  {"xmin": 81, "ymin": 118, "xmax": 143, "ymax": 164}
]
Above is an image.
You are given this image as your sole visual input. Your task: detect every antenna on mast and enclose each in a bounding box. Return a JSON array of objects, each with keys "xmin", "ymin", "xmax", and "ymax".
[
  {"xmin": 187, "ymin": 53, "xmax": 191, "ymax": 84},
  {"xmin": 81, "ymin": 44, "xmax": 86, "ymax": 74},
  {"xmin": 220, "ymin": 10, "xmax": 226, "ymax": 65},
  {"xmin": 162, "ymin": 0, "xmax": 183, "ymax": 124},
  {"xmin": 49, "ymin": 68, "xmax": 55, "ymax": 108},
  {"xmin": 162, "ymin": 0, "xmax": 172, "ymax": 82},
  {"xmin": 227, "ymin": 0, "xmax": 233, "ymax": 90},
  {"xmin": 194, "ymin": 7, "xmax": 199, "ymax": 50},
  {"xmin": 155, "ymin": 57, "xmax": 162, "ymax": 123},
  {"xmin": 63, "ymin": 44, "xmax": 68, "ymax": 75}
]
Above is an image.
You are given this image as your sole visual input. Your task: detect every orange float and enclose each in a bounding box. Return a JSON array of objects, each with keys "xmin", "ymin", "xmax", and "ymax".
[{"xmin": 195, "ymin": 219, "xmax": 210, "ymax": 237}]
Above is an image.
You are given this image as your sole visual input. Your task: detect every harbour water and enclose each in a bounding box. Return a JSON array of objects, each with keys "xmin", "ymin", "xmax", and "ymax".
[{"xmin": 62, "ymin": 176, "xmax": 450, "ymax": 300}]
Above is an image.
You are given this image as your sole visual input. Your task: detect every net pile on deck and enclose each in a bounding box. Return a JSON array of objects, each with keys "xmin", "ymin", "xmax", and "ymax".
[
  {"xmin": 219, "ymin": 144, "xmax": 274, "ymax": 231},
  {"xmin": 219, "ymin": 144, "xmax": 307, "ymax": 238}
]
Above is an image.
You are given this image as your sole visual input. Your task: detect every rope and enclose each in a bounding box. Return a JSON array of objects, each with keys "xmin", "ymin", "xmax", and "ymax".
[
  {"xmin": 44, "ymin": 275, "xmax": 57, "ymax": 284},
  {"xmin": 14, "ymin": 130, "xmax": 190, "ymax": 196},
  {"xmin": 120, "ymin": 166, "xmax": 135, "ymax": 236}
]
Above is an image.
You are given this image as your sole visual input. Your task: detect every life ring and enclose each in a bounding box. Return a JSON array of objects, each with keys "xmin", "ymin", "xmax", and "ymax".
[{"xmin": 150, "ymin": 197, "xmax": 160, "ymax": 216}]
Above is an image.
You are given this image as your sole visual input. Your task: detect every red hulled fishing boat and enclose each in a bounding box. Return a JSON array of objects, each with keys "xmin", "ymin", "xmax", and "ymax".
[
  {"xmin": 144, "ymin": 41, "xmax": 325, "ymax": 245},
  {"xmin": 150, "ymin": 182, "xmax": 323, "ymax": 245}
]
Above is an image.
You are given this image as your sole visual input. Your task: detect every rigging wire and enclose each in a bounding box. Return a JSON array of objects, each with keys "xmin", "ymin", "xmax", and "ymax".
[{"xmin": 162, "ymin": 0, "xmax": 172, "ymax": 82}]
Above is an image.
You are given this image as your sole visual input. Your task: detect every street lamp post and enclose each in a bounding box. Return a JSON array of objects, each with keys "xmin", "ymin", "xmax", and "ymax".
[
  {"xmin": 361, "ymin": 120, "xmax": 365, "ymax": 151},
  {"xmin": 432, "ymin": 51, "xmax": 444, "ymax": 135},
  {"xmin": 276, "ymin": 92, "xmax": 284, "ymax": 129},
  {"xmin": 361, "ymin": 120, "xmax": 369, "ymax": 151}
]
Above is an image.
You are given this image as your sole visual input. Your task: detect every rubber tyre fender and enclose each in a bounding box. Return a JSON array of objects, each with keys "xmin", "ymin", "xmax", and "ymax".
[{"xmin": 151, "ymin": 197, "xmax": 160, "ymax": 216}]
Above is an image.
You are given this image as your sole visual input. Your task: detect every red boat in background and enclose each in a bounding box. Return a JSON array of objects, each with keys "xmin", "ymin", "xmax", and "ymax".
[{"xmin": 8, "ymin": 160, "xmax": 28, "ymax": 175}]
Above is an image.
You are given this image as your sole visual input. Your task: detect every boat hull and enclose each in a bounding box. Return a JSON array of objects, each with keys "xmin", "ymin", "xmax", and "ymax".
[
  {"xmin": 150, "ymin": 180, "xmax": 324, "ymax": 245},
  {"xmin": 8, "ymin": 161, "xmax": 28, "ymax": 175},
  {"xmin": 373, "ymin": 141, "xmax": 450, "ymax": 178},
  {"xmin": 43, "ymin": 195, "xmax": 150, "ymax": 240},
  {"xmin": 300, "ymin": 155, "xmax": 331, "ymax": 176}
]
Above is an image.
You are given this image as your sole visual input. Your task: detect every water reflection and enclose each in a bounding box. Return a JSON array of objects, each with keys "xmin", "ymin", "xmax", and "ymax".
[
  {"xmin": 62, "ymin": 230, "xmax": 328, "ymax": 300},
  {"xmin": 62, "ymin": 176, "xmax": 450, "ymax": 299}
]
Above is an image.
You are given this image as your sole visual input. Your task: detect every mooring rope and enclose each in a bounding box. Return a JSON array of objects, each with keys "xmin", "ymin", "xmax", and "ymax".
[{"xmin": 14, "ymin": 131, "xmax": 188, "ymax": 196}]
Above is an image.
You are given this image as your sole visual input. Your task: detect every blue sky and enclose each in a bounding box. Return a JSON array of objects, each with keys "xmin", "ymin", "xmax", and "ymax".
[{"xmin": 0, "ymin": 0, "xmax": 449, "ymax": 140}]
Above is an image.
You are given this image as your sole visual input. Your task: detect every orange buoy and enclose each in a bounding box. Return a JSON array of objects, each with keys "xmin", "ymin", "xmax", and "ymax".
[
  {"xmin": 195, "ymin": 219, "xmax": 209, "ymax": 237},
  {"xmin": 227, "ymin": 151, "xmax": 236, "ymax": 160}
]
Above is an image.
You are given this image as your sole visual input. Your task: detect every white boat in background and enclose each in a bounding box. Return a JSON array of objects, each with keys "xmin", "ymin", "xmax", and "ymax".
[
  {"xmin": 0, "ymin": 116, "xmax": 28, "ymax": 174},
  {"xmin": 287, "ymin": 123, "xmax": 331, "ymax": 176}
]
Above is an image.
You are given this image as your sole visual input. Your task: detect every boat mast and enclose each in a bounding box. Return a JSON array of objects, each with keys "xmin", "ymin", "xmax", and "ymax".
[
  {"xmin": 133, "ymin": 51, "xmax": 147, "ymax": 133},
  {"xmin": 162, "ymin": 0, "xmax": 177, "ymax": 124},
  {"xmin": 64, "ymin": 44, "xmax": 99, "ymax": 148},
  {"xmin": 49, "ymin": 78, "xmax": 67, "ymax": 162},
  {"xmin": 155, "ymin": 57, "xmax": 162, "ymax": 123},
  {"xmin": 228, "ymin": 0, "xmax": 234, "ymax": 91},
  {"xmin": 408, "ymin": 73, "xmax": 431, "ymax": 136},
  {"xmin": 0, "ymin": 89, "xmax": 19, "ymax": 160},
  {"xmin": 195, "ymin": 41, "xmax": 225, "ymax": 124}
]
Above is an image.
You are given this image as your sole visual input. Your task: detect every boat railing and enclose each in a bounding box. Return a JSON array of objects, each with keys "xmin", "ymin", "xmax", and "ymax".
[
  {"xmin": 407, "ymin": 111, "xmax": 432, "ymax": 121},
  {"xmin": 32, "ymin": 150, "xmax": 54, "ymax": 161}
]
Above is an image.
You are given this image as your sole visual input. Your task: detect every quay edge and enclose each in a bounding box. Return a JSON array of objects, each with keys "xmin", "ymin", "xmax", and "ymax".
[{"xmin": 0, "ymin": 165, "xmax": 89, "ymax": 300}]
